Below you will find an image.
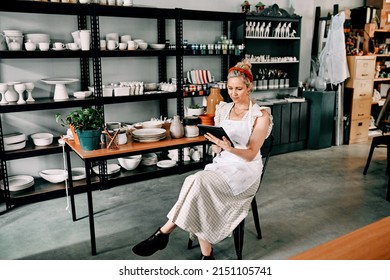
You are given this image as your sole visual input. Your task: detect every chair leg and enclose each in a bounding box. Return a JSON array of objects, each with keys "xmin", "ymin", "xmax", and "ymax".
[
  {"xmin": 187, "ymin": 238, "xmax": 193, "ymax": 249},
  {"xmin": 363, "ymin": 139, "xmax": 378, "ymax": 175},
  {"xmin": 251, "ymin": 197, "xmax": 262, "ymax": 239},
  {"xmin": 233, "ymin": 219, "xmax": 245, "ymax": 260}
]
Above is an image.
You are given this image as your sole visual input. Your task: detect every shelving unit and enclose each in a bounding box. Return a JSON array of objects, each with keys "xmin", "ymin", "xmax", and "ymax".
[{"xmin": 0, "ymin": 2, "xmax": 245, "ymax": 210}]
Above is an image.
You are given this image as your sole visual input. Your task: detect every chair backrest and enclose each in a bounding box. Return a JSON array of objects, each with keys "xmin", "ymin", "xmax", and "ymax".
[
  {"xmin": 375, "ymin": 92, "xmax": 390, "ymax": 131},
  {"xmin": 260, "ymin": 134, "xmax": 274, "ymax": 181}
]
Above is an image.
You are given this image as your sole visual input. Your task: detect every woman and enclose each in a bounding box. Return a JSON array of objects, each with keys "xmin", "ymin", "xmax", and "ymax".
[{"xmin": 132, "ymin": 59, "xmax": 273, "ymax": 259}]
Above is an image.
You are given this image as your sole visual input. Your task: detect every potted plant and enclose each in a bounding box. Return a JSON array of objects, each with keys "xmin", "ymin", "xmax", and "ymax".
[
  {"xmin": 55, "ymin": 107, "xmax": 104, "ymax": 151},
  {"xmin": 186, "ymin": 103, "xmax": 204, "ymax": 116}
]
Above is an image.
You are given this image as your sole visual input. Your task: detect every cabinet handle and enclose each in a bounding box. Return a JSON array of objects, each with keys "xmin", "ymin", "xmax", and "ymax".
[
  {"xmin": 361, "ymin": 74, "xmax": 368, "ymax": 76},
  {"xmin": 358, "ymin": 114, "xmax": 364, "ymax": 116}
]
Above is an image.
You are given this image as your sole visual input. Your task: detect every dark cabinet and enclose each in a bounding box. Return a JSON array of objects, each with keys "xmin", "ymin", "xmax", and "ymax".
[{"xmin": 303, "ymin": 91, "xmax": 336, "ymax": 149}]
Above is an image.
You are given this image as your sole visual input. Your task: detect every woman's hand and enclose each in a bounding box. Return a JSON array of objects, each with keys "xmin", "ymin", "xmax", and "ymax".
[{"xmin": 204, "ymin": 133, "xmax": 232, "ymax": 152}]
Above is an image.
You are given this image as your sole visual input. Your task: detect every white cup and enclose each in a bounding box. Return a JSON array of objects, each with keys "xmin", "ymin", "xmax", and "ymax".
[
  {"xmin": 99, "ymin": 0, "xmax": 107, "ymax": 4},
  {"xmin": 53, "ymin": 42, "xmax": 65, "ymax": 50},
  {"xmin": 39, "ymin": 42, "xmax": 50, "ymax": 51},
  {"xmin": 119, "ymin": 42, "xmax": 127, "ymax": 51},
  {"xmin": 79, "ymin": 0, "xmax": 91, "ymax": 3},
  {"xmin": 107, "ymin": 0, "xmax": 115, "ymax": 5},
  {"xmin": 106, "ymin": 32, "xmax": 119, "ymax": 42},
  {"xmin": 67, "ymin": 42, "xmax": 79, "ymax": 50},
  {"xmin": 127, "ymin": 40, "xmax": 138, "ymax": 50},
  {"xmin": 100, "ymin": 39, "xmax": 106, "ymax": 50},
  {"xmin": 116, "ymin": 0, "xmax": 123, "ymax": 5},
  {"xmin": 134, "ymin": 39, "xmax": 145, "ymax": 45},
  {"xmin": 120, "ymin": 35, "xmax": 131, "ymax": 43},
  {"xmin": 80, "ymin": 30, "xmax": 91, "ymax": 51},
  {"xmin": 107, "ymin": 40, "xmax": 118, "ymax": 50},
  {"xmin": 138, "ymin": 42, "xmax": 148, "ymax": 50},
  {"xmin": 24, "ymin": 41, "xmax": 36, "ymax": 51}
]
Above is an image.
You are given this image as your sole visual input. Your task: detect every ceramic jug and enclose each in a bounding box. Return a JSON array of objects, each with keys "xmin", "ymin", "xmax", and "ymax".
[
  {"xmin": 169, "ymin": 115, "xmax": 184, "ymax": 139},
  {"xmin": 206, "ymin": 87, "xmax": 224, "ymax": 115}
]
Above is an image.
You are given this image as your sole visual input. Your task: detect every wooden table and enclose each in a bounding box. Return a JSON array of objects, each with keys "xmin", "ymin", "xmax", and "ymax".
[
  {"xmin": 65, "ymin": 134, "xmax": 207, "ymax": 255},
  {"xmin": 289, "ymin": 216, "xmax": 390, "ymax": 260}
]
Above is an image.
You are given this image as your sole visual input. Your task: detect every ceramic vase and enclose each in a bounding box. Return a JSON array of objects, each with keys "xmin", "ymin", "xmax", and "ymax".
[
  {"xmin": 206, "ymin": 87, "xmax": 224, "ymax": 115},
  {"xmin": 170, "ymin": 115, "xmax": 184, "ymax": 139}
]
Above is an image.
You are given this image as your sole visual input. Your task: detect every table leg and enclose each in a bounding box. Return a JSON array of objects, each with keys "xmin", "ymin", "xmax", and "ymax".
[
  {"xmin": 85, "ymin": 160, "xmax": 97, "ymax": 255},
  {"xmin": 65, "ymin": 146, "xmax": 77, "ymax": 221}
]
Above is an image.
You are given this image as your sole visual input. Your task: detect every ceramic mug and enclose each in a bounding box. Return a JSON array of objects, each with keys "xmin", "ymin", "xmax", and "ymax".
[
  {"xmin": 100, "ymin": 39, "xmax": 106, "ymax": 50},
  {"xmin": 127, "ymin": 40, "xmax": 138, "ymax": 50},
  {"xmin": 79, "ymin": 30, "xmax": 91, "ymax": 51},
  {"xmin": 107, "ymin": 40, "xmax": 118, "ymax": 50},
  {"xmin": 106, "ymin": 32, "xmax": 119, "ymax": 42},
  {"xmin": 118, "ymin": 42, "xmax": 127, "ymax": 51},
  {"xmin": 53, "ymin": 42, "xmax": 65, "ymax": 50},
  {"xmin": 24, "ymin": 41, "xmax": 36, "ymax": 51},
  {"xmin": 120, "ymin": 35, "xmax": 131, "ymax": 43},
  {"xmin": 39, "ymin": 42, "xmax": 50, "ymax": 51}
]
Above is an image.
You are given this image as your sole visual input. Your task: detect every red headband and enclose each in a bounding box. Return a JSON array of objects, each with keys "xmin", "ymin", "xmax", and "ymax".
[{"xmin": 228, "ymin": 66, "xmax": 253, "ymax": 83}]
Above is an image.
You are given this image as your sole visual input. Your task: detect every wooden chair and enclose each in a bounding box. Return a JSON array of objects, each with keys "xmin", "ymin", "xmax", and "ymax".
[
  {"xmin": 363, "ymin": 93, "xmax": 390, "ymax": 201},
  {"xmin": 187, "ymin": 134, "xmax": 274, "ymax": 259}
]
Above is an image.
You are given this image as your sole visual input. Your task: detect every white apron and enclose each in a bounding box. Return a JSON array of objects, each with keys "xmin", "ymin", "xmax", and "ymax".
[{"xmin": 204, "ymin": 101, "xmax": 263, "ymax": 195}]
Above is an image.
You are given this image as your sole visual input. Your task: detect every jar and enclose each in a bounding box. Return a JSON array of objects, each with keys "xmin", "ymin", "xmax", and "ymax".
[
  {"xmin": 183, "ymin": 116, "xmax": 200, "ymax": 138},
  {"xmin": 206, "ymin": 87, "xmax": 224, "ymax": 115},
  {"xmin": 170, "ymin": 115, "xmax": 184, "ymax": 139}
]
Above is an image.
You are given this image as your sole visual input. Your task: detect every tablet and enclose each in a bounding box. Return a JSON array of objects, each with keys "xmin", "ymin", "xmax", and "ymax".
[{"xmin": 197, "ymin": 124, "xmax": 234, "ymax": 147}]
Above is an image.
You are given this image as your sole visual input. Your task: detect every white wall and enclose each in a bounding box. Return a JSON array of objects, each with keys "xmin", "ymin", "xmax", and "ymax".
[{"xmin": 1, "ymin": 0, "xmax": 364, "ymax": 176}]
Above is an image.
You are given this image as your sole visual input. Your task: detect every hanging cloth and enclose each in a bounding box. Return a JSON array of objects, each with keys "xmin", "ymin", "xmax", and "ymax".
[{"xmin": 318, "ymin": 11, "xmax": 350, "ymax": 85}]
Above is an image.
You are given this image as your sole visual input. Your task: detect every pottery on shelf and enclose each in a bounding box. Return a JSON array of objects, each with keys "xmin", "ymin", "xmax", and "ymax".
[{"xmin": 169, "ymin": 115, "xmax": 184, "ymax": 139}]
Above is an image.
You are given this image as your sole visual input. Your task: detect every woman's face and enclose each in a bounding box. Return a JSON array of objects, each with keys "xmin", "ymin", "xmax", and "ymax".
[{"xmin": 227, "ymin": 76, "xmax": 252, "ymax": 103}]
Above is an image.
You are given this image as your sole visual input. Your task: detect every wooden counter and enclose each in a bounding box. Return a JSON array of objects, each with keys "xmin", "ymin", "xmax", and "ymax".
[{"xmin": 290, "ymin": 216, "xmax": 390, "ymax": 260}]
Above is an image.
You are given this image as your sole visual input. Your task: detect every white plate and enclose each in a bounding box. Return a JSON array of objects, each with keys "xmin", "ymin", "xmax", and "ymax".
[
  {"xmin": 41, "ymin": 78, "xmax": 79, "ymax": 85},
  {"xmin": 71, "ymin": 167, "xmax": 86, "ymax": 181},
  {"xmin": 51, "ymin": 47, "xmax": 65, "ymax": 51},
  {"xmin": 92, "ymin": 163, "xmax": 121, "ymax": 175},
  {"xmin": 0, "ymin": 175, "xmax": 34, "ymax": 192},
  {"xmin": 157, "ymin": 160, "xmax": 176, "ymax": 168},
  {"xmin": 132, "ymin": 128, "xmax": 166, "ymax": 137}
]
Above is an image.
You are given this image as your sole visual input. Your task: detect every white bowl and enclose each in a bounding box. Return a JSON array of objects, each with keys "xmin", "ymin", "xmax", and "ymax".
[
  {"xmin": 144, "ymin": 83, "xmax": 157, "ymax": 91},
  {"xmin": 31, "ymin": 133, "xmax": 53, "ymax": 146},
  {"xmin": 73, "ymin": 90, "xmax": 92, "ymax": 98},
  {"xmin": 118, "ymin": 155, "xmax": 142, "ymax": 170},
  {"xmin": 142, "ymin": 120, "xmax": 163, "ymax": 128},
  {"xmin": 149, "ymin": 43, "xmax": 165, "ymax": 50},
  {"xmin": 4, "ymin": 132, "xmax": 26, "ymax": 145},
  {"xmin": 4, "ymin": 141, "xmax": 26, "ymax": 151},
  {"xmin": 25, "ymin": 33, "xmax": 50, "ymax": 44},
  {"xmin": 39, "ymin": 169, "xmax": 67, "ymax": 184}
]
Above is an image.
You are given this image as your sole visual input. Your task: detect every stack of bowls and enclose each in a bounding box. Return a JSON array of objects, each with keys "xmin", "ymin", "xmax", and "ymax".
[
  {"xmin": 198, "ymin": 114, "xmax": 215, "ymax": 125},
  {"xmin": 141, "ymin": 153, "xmax": 158, "ymax": 166},
  {"xmin": 4, "ymin": 132, "xmax": 26, "ymax": 151},
  {"xmin": 25, "ymin": 33, "xmax": 50, "ymax": 45},
  {"xmin": 3, "ymin": 30, "xmax": 23, "ymax": 50}
]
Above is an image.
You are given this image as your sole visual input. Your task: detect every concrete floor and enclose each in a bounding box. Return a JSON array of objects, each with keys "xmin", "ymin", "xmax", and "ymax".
[{"xmin": 1, "ymin": 140, "xmax": 390, "ymax": 260}]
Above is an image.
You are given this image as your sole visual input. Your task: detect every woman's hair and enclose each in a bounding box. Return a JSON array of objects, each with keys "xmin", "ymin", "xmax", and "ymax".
[{"xmin": 227, "ymin": 59, "xmax": 253, "ymax": 89}]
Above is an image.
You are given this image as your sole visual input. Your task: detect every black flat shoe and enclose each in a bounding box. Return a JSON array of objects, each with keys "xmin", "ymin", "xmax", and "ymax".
[
  {"xmin": 200, "ymin": 249, "xmax": 215, "ymax": 260},
  {"xmin": 132, "ymin": 228, "xmax": 170, "ymax": 257}
]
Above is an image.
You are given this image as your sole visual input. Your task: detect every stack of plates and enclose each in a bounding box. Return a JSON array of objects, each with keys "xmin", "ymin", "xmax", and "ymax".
[
  {"xmin": 187, "ymin": 70, "xmax": 212, "ymax": 84},
  {"xmin": 132, "ymin": 128, "xmax": 166, "ymax": 143},
  {"xmin": 141, "ymin": 153, "xmax": 158, "ymax": 166},
  {"xmin": 92, "ymin": 163, "xmax": 121, "ymax": 175},
  {"xmin": 4, "ymin": 132, "xmax": 26, "ymax": 151},
  {"xmin": 0, "ymin": 175, "xmax": 34, "ymax": 192}
]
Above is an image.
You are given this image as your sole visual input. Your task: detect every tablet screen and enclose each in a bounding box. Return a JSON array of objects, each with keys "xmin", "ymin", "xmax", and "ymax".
[{"xmin": 197, "ymin": 124, "xmax": 234, "ymax": 147}]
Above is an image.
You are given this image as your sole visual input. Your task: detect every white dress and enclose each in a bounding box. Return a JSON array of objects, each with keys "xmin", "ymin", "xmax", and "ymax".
[{"xmin": 167, "ymin": 101, "xmax": 273, "ymax": 244}]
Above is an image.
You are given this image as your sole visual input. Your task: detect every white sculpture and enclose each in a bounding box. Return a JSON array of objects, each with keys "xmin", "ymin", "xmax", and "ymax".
[
  {"xmin": 290, "ymin": 29, "xmax": 296, "ymax": 37},
  {"xmin": 250, "ymin": 21, "xmax": 255, "ymax": 36},
  {"xmin": 254, "ymin": 22, "xmax": 261, "ymax": 37},
  {"xmin": 264, "ymin": 22, "xmax": 271, "ymax": 37},
  {"xmin": 259, "ymin": 22, "xmax": 265, "ymax": 37},
  {"xmin": 274, "ymin": 22, "xmax": 282, "ymax": 37},
  {"xmin": 280, "ymin": 22, "xmax": 287, "ymax": 37},
  {"xmin": 246, "ymin": 21, "xmax": 251, "ymax": 37},
  {"xmin": 285, "ymin": 22, "xmax": 291, "ymax": 37}
]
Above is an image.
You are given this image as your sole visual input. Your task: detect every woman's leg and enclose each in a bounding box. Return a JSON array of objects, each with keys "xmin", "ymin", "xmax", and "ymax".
[
  {"xmin": 198, "ymin": 238, "xmax": 215, "ymax": 259},
  {"xmin": 160, "ymin": 220, "xmax": 177, "ymax": 234}
]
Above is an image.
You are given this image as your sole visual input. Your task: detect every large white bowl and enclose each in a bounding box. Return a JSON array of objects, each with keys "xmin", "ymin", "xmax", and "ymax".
[
  {"xmin": 31, "ymin": 133, "xmax": 53, "ymax": 146},
  {"xmin": 149, "ymin": 43, "xmax": 165, "ymax": 50},
  {"xmin": 25, "ymin": 33, "xmax": 50, "ymax": 44},
  {"xmin": 118, "ymin": 155, "xmax": 142, "ymax": 170},
  {"xmin": 39, "ymin": 169, "xmax": 67, "ymax": 184},
  {"xmin": 142, "ymin": 120, "xmax": 163, "ymax": 128}
]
